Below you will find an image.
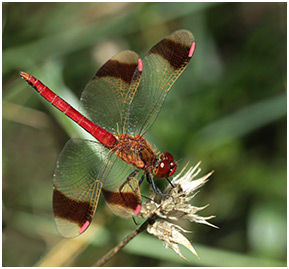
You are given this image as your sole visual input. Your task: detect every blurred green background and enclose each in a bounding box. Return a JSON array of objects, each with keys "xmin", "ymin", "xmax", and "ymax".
[{"xmin": 3, "ymin": 2, "xmax": 286, "ymax": 267}]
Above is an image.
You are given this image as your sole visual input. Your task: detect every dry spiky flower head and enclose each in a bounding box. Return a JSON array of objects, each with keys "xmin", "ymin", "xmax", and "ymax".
[{"xmin": 138, "ymin": 162, "xmax": 217, "ymax": 261}]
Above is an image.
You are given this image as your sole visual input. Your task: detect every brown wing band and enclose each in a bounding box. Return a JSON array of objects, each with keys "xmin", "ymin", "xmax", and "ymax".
[
  {"xmin": 102, "ymin": 189, "xmax": 141, "ymax": 211},
  {"xmin": 94, "ymin": 60, "xmax": 138, "ymax": 84},
  {"xmin": 149, "ymin": 38, "xmax": 191, "ymax": 69},
  {"xmin": 53, "ymin": 188, "xmax": 93, "ymax": 227}
]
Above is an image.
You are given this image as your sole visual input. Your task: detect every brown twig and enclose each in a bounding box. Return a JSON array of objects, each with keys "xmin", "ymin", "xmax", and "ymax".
[{"xmin": 93, "ymin": 214, "xmax": 157, "ymax": 267}]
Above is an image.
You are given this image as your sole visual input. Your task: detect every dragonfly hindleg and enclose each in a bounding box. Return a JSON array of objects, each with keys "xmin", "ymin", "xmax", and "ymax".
[
  {"xmin": 138, "ymin": 173, "xmax": 145, "ymax": 186},
  {"xmin": 119, "ymin": 169, "xmax": 140, "ymax": 195},
  {"xmin": 146, "ymin": 173, "xmax": 163, "ymax": 195},
  {"xmin": 147, "ymin": 173, "xmax": 175, "ymax": 201}
]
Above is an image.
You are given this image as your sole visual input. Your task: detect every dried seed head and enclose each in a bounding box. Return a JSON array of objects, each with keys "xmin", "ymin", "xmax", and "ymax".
[
  {"xmin": 139, "ymin": 162, "xmax": 217, "ymax": 260},
  {"xmin": 147, "ymin": 220, "xmax": 199, "ymax": 260}
]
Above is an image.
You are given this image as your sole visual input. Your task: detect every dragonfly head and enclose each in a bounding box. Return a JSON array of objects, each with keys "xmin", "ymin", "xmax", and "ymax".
[{"xmin": 154, "ymin": 152, "xmax": 177, "ymax": 178}]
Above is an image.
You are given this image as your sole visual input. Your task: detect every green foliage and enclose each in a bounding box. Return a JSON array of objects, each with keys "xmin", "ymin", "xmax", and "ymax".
[{"xmin": 3, "ymin": 2, "xmax": 286, "ymax": 266}]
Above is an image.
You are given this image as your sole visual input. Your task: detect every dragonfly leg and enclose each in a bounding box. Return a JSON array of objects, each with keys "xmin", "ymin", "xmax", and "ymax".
[
  {"xmin": 132, "ymin": 216, "xmax": 139, "ymax": 225},
  {"xmin": 141, "ymin": 193, "xmax": 158, "ymax": 208},
  {"xmin": 147, "ymin": 173, "xmax": 174, "ymax": 201},
  {"xmin": 119, "ymin": 169, "xmax": 140, "ymax": 195},
  {"xmin": 138, "ymin": 173, "xmax": 145, "ymax": 186},
  {"xmin": 146, "ymin": 173, "xmax": 163, "ymax": 195},
  {"xmin": 166, "ymin": 177, "xmax": 175, "ymax": 188},
  {"xmin": 118, "ymin": 169, "xmax": 141, "ymax": 210}
]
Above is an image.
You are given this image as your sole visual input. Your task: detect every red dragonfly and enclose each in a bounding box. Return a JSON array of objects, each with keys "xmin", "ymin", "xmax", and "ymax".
[{"xmin": 20, "ymin": 30, "xmax": 195, "ymax": 238}]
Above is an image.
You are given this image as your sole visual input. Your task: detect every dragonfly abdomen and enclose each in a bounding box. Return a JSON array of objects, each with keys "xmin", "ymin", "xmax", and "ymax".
[{"xmin": 20, "ymin": 72, "xmax": 117, "ymax": 148}]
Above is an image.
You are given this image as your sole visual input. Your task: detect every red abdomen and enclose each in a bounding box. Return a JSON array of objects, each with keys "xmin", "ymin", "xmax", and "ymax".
[{"xmin": 20, "ymin": 72, "xmax": 117, "ymax": 148}]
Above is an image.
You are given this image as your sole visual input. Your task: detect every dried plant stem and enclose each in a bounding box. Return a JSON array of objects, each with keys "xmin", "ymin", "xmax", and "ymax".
[{"xmin": 93, "ymin": 214, "xmax": 157, "ymax": 267}]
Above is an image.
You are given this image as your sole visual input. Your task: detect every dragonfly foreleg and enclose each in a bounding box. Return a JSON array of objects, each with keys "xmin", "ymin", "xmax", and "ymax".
[{"xmin": 166, "ymin": 177, "xmax": 175, "ymax": 188}]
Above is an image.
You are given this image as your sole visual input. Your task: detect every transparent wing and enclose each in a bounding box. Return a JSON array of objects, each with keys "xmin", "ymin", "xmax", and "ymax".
[
  {"xmin": 80, "ymin": 50, "xmax": 140, "ymax": 134},
  {"xmin": 101, "ymin": 153, "xmax": 142, "ymax": 218},
  {"xmin": 125, "ymin": 29, "xmax": 195, "ymax": 135},
  {"xmin": 53, "ymin": 138, "xmax": 108, "ymax": 238},
  {"xmin": 53, "ymin": 138, "xmax": 142, "ymax": 238}
]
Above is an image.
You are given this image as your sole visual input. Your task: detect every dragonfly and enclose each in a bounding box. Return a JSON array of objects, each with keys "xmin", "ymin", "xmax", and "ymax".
[{"xmin": 20, "ymin": 29, "xmax": 196, "ymax": 238}]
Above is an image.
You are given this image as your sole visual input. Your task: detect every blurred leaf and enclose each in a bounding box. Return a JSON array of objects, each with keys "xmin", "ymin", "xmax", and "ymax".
[
  {"xmin": 196, "ymin": 94, "xmax": 286, "ymax": 150},
  {"xmin": 122, "ymin": 232, "xmax": 286, "ymax": 266}
]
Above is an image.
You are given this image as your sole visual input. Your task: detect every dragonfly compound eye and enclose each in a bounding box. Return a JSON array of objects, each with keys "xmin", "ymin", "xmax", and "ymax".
[
  {"xmin": 168, "ymin": 161, "xmax": 177, "ymax": 177},
  {"xmin": 155, "ymin": 152, "xmax": 177, "ymax": 178},
  {"xmin": 154, "ymin": 159, "xmax": 171, "ymax": 178},
  {"xmin": 160, "ymin": 152, "xmax": 174, "ymax": 162}
]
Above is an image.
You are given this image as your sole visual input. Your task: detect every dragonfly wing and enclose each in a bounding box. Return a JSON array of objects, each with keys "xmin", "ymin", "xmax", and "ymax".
[
  {"xmin": 53, "ymin": 139, "xmax": 107, "ymax": 238},
  {"xmin": 125, "ymin": 29, "xmax": 195, "ymax": 135},
  {"xmin": 80, "ymin": 50, "xmax": 140, "ymax": 134},
  {"xmin": 101, "ymin": 154, "xmax": 142, "ymax": 218}
]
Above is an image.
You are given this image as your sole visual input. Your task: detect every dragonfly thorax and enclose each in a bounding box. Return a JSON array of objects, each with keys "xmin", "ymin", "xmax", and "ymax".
[
  {"xmin": 114, "ymin": 134, "xmax": 177, "ymax": 179},
  {"xmin": 114, "ymin": 134, "xmax": 157, "ymax": 170}
]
